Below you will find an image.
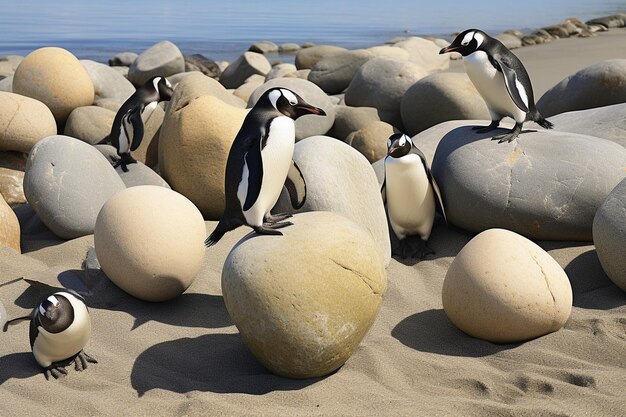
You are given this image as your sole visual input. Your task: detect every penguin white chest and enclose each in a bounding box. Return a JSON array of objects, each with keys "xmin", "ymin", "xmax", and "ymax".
[
  {"xmin": 33, "ymin": 297, "xmax": 92, "ymax": 367},
  {"xmin": 239, "ymin": 116, "xmax": 295, "ymax": 226},
  {"xmin": 384, "ymin": 154, "xmax": 436, "ymax": 240},
  {"xmin": 464, "ymin": 51, "xmax": 526, "ymax": 123}
]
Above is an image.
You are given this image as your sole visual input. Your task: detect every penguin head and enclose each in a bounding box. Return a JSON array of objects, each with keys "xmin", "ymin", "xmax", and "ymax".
[
  {"xmin": 262, "ymin": 88, "xmax": 326, "ymax": 120},
  {"xmin": 37, "ymin": 293, "xmax": 74, "ymax": 333},
  {"xmin": 149, "ymin": 76, "xmax": 174, "ymax": 101},
  {"xmin": 387, "ymin": 133, "xmax": 412, "ymax": 158},
  {"xmin": 439, "ymin": 29, "xmax": 488, "ymax": 57}
]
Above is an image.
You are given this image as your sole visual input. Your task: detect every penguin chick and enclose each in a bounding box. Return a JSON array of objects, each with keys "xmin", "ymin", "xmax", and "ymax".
[
  {"xmin": 206, "ymin": 87, "xmax": 326, "ymax": 246},
  {"xmin": 109, "ymin": 76, "xmax": 174, "ymax": 171},
  {"xmin": 440, "ymin": 29, "xmax": 553, "ymax": 143},
  {"xmin": 381, "ymin": 133, "xmax": 446, "ymax": 260}
]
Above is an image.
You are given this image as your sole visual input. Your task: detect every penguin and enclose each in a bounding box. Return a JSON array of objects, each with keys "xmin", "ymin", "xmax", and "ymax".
[
  {"xmin": 439, "ymin": 29, "xmax": 553, "ymax": 143},
  {"xmin": 381, "ymin": 133, "xmax": 446, "ymax": 260},
  {"xmin": 108, "ymin": 76, "xmax": 174, "ymax": 171},
  {"xmin": 4, "ymin": 289, "xmax": 96, "ymax": 380},
  {"xmin": 205, "ymin": 87, "xmax": 326, "ymax": 246}
]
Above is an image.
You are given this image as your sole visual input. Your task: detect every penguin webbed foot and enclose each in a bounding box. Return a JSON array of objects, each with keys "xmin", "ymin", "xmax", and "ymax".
[
  {"xmin": 396, "ymin": 238, "xmax": 435, "ymax": 261},
  {"xmin": 253, "ymin": 224, "xmax": 288, "ymax": 236},
  {"xmin": 473, "ymin": 121, "xmax": 500, "ymax": 134},
  {"xmin": 112, "ymin": 154, "xmax": 137, "ymax": 172},
  {"xmin": 264, "ymin": 212, "xmax": 293, "ymax": 224},
  {"xmin": 263, "ymin": 221, "xmax": 293, "ymax": 230},
  {"xmin": 73, "ymin": 350, "xmax": 98, "ymax": 372},
  {"xmin": 43, "ymin": 364, "xmax": 69, "ymax": 380},
  {"xmin": 492, "ymin": 123, "xmax": 522, "ymax": 143}
]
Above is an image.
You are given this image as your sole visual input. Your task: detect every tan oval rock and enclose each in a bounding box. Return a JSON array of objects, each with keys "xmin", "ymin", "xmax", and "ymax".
[
  {"xmin": 442, "ymin": 229, "xmax": 573, "ymax": 343},
  {"xmin": 0, "ymin": 92, "xmax": 57, "ymax": 153},
  {"xmin": 94, "ymin": 186, "xmax": 206, "ymax": 302},
  {"xmin": 222, "ymin": 211, "xmax": 387, "ymax": 378},
  {"xmin": 346, "ymin": 121, "xmax": 395, "ymax": 163},
  {"xmin": 0, "ymin": 195, "xmax": 20, "ymax": 252},
  {"xmin": 13, "ymin": 47, "xmax": 95, "ymax": 124},
  {"xmin": 160, "ymin": 78, "xmax": 248, "ymax": 219},
  {"xmin": 64, "ymin": 106, "xmax": 115, "ymax": 145}
]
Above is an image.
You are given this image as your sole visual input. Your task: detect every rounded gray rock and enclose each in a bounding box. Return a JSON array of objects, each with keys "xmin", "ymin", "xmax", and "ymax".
[
  {"xmin": 273, "ymin": 135, "xmax": 391, "ymax": 265},
  {"xmin": 219, "ymin": 52, "xmax": 272, "ymax": 89},
  {"xmin": 549, "ymin": 103, "xmax": 626, "ymax": 148},
  {"xmin": 329, "ymin": 105, "xmax": 380, "ymax": 141},
  {"xmin": 265, "ymin": 63, "xmax": 297, "ymax": 81},
  {"xmin": 24, "ymin": 135, "xmax": 126, "ymax": 239},
  {"xmin": 295, "ymin": 45, "xmax": 346, "ymax": 70},
  {"xmin": 109, "ymin": 52, "xmax": 138, "ymax": 67},
  {"xmin": 278, "ymin": 43, "xmax": 301, "ymax": 53},
  {"xmin": 64, "ymin": 106, "xmax": 116, "ymax": 145},
  {"xmin": 390, "ymin": 37, "xmax": 449, "ymax": 73},
  {"xmin": 184, "ymin": 54, "xmax": 221, "ymax": 79},
  {"xmin": 308, "ymin": 49, "xmax": 373, "ymax": 95},
  {"xmin": 81, "ymin": 60, "xmax": 135, "ymax": 101},
  {"xmin": 537, "ymin": 59, "xmax": 626, "ymax": 117},
  {"xmin": 429, "ymin": 120, "xmax": 626, "ymax": 240},
  {"xmin": 494, "ymin": 33, "xmax": 523, "ymax": 49},
  {"xmin": 593, "ymin": 177, "xmax": 626, "ymax": 292},
  {"xmin": 401, "ymin": 72, "xmax": 490, "ymax": 135},
  {"xmin": 115, "ymin": 161, "xmax": 170, "ymax": 189},
  {"xmin": 128, "ymin": 41, "xmax": 185, "ymax": 86},
  {"xmin": 586, "ymin": 14, "xmax": 626, "ymax": 29},
  {"xmin": 248, "ymin": 78, "xmax": 335, "ymax": 140},
  {"xmin": 345, "ymin": 57, "xmax": 427, "ymax": 128},
  {"xmin": 249, "ymin": 41, "xmax": 279, "ymax": 54}
]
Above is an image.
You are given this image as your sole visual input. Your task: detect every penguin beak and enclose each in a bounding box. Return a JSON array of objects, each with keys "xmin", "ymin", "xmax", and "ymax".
[
  {"xmin": 293, "ymin": 104, "xmax": 326, "ymax": 118},
  {"xmin": 439, "ymin": 46, "xmax": 460, "ymax": 54}
]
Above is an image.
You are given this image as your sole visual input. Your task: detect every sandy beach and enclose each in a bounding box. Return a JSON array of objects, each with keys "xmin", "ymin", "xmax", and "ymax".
[{"xmin": 1, "ymin": 21, "xmax": 626, "ymax": 417}]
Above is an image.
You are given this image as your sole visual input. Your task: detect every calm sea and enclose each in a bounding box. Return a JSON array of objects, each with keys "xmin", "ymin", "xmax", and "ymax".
[{"xmin": 0, "ymin": 0, "xmax": 624, "ymax": 63}]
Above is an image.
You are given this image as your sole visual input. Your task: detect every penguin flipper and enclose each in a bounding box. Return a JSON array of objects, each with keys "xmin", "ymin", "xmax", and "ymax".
[
  {"xmin": 381, "ymin": 178, "xmax": 386, "ymax": 205},
  {"xmin": 284, "ymin": 160, "xmax": 306, "ymax": 209},
  {"xmin": 410, "ymin": 146, "xmax": 446, "ymax": 222},
  {"xmin": 242, "ymin": 148, "xmax": 264, "ymax": 211},
  {"xmin": 431, "ymin": 177, "xmax": 447, "ymax": 223},
  {"xmin": 492, "ymin": 57, "xmax": 530, "ymax": 113},
  {"xmin": 128, "ymin": 108, "xmax": 145, "ymax": 152}
]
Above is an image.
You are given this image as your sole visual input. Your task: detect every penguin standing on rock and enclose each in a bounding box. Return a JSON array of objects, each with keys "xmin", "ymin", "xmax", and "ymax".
[
  {"xmin": 205, "ymin": 87, "xmax": 326, "ymax": 247},
  {"xmin": 108, "ymin": 76, "xmax": 174, "ymax": 171},
  {"xmin": 381, "ymin": 133, "xmax": 446, "ymax": 260},
  {"xmin": 4, "ymin": 288, "xmax": 96, "ymax": 380},
  {"xmin": 440, "ymin": 29, "xmax": 553, "ymax": 143}
]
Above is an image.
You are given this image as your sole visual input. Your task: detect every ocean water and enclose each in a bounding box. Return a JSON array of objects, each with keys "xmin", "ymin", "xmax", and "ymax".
[{"xmin": 0, "ymin": 0, "xmax": 624, "ymax": 63}]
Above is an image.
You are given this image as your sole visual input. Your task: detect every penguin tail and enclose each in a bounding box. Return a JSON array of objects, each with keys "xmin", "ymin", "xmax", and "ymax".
[{"xmin": 530, "ymin": 109, "xmax": 554, "ymax": 130}]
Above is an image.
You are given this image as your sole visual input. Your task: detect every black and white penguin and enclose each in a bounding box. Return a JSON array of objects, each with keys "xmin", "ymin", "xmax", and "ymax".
[
  {"xmin": 440, "ymin": 29, "xmax": 553, "ymax": 143},
  {"xmin": 109, "ymin": 76, "xmax": 174, "ymax": 171},
  {"xmin": 4, "ymin": 289, "xmax": 96, "ymax": 379},
  {"xmin": 381, "ymin": 133, "xmax": 446, "ymax": 259},
  {"xmin": 205, "ymin": 87, "xmax": 326, "ymax": 246}
]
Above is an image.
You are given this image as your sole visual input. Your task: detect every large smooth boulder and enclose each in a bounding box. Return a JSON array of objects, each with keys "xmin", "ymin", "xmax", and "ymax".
[
  {"xmin": 308, "ymin": 49, "xmax": 373, "ymax": 95},
  {"xmin": 164, "ymin": 72, "xmax": 245, "ymax": 108},
  {"xmin": 128, "ymin": 41, "xmax": 185, "ymax": 86},
  {"xmin": 184, "ymin": 54, "xmax": 221, "ymax": 79},
  {"xmin": 95, "ymin": 186, "xmax": 205, "ymax": 302},
  {"xmin": 537, "ymin": 60, "xmax": 626, "ymax": 117},
  {"xmin": 115, "ymin": 161, "xmax": 170, "ymax": 189},
  {"xmin": 249, "ymin": 41, "xmax": 278, "ymax": 54},
  {"xmin": 265, "ymin": 63, "xmax": 297, "ymax": 81},
  {"xmin": 390, "ymin": 37, "xmax": 449, "ymax": 73},
  {"xmin": 109, "ymin": 52, "xmax": 138, "ymax": 67},
  {"xmin": 23, "ymin": 135, "xmax": 125, "ymax": 239},
  {"xmin": 64, "ymin": 106, "xmax": 116, "ymax": 145},
  {"xmin": 295, "ymin": 45, "xmax": 347, "ymax": 70},
  {"xmin": 494, "ymin": 33, "xmax": 522, "ymax": 49},
  {"xmin": 0, "ymin": 55, "xmax": 22, "ymax": 78},
  {"xmin": 401, "ymin": 73, "xmax": 490, "ymax": 135},
  {"xmin": 593, "ymin": 178, "xmax": 626, "ymax": 292},
  {"xmin": 346, "ymin": 121, "xmax": 395, "ymax": 163},
  {"xmin": 345, "ymin": 57, "xmax": 428, "ymax": 127},
  {"xmin": 81, "ymin": 60, "xmax": 135, "ymax": 101},
  {"xmin": 222, "ymin": 211, "xmax": 387, "ymax": 378},
  {"xmin": 0, "ymin": 195, "xmax": 20, "ymax": 252},
  {"xmin": 219, "ymin": 52, "xmax": 272, "ymax": 89},
  {"xmin": 233, "ymin": 75, "xmax": 265, "ymax": 102},
  {"xmin": 274, "ymin": 136, "xmax": 391, "ymax": 265},
  {"xmin": 0, "ymin": 92, "xmax": 57, "ymax": 153},
  {"xmin": 442, "ymin": 229, "xmax": 572, "ymax": 343},
  {"xmin": 429, "ymin": 121, "xmax": 626, "ymax": 240},
  {"xmin": 12, "ymin": 47, "xmax": 94, "ymax": 124},
  {"xmin": 248, "ymin": 78, "xmax": 335, "ymax": 140},
  {"xmin": 330, "ymin": 105, "xmax": 381, "ymax": 141},
  {"xmin": 0, "ymin": 151, "xmax": 26, "ymax": 206},
  {"xmin": 160, "ymin": 76, "xmax": 248, "ymax": 219},
  {"xmin": 549, "ymin": 103, "xmax": 626, "ymax": 148}
]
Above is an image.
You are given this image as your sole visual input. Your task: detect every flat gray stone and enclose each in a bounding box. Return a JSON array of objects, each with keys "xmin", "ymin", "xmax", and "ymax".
[
  {"xmin": 219, "ymin": 52, "xmax": 271, "ymax": 89},
  {"xmin": 248, "ymin": 78, "xmax": 335, "ymax": 140},
  {"xmin": 249, "ymin": 41, "xmax": 278, "ymax": 54},
  {"xmin": 279, "ymin": 43, "xmax": 301, "ymax": 53},
  {"xmin": 537, "ymin": 59, "xmax": 626, "ymax": 117},
  {"xmin": 428, "ymin": 120, "xmax": 626, "ymax": 240},
  {"xmin": 81, "ymin": 60, "xmax": 135, "ymax": 101},
  {"xmin": 23, "ymin": 135, "xmax": 126, "ymax": 239},
  {"xmin": 401, "ymin": 72, "xmax": 490, "ymax": 135},
  {"xmin": 128, "ymin": 41, "xmax": 185, "ymax": 86},
  {"xmin": 115, "ymin": 161, "xmax": 170, "ymax": 189},
  {"xmin": 593, "ymin": 177, "xmax": 626, "ymax": 292},
  {"xmin": 549, "ymin": 103, "xmax": 626, "ymax": 148},
  {"xmin": 273, "ymin": 135, "xmax": 390, "ymax": 265},
  {"xmin": 345, "ymin": 57, "xmax": 427, "ymax": 128}
]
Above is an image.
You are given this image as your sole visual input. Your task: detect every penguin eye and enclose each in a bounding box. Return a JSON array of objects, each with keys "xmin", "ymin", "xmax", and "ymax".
[
  {"xmin": 461, "ymin": 31, "xmax": 475, "ymax": 46},
  {"xmin": 387, "ymin": 139, "xmax": 392, "ymax": 148},
  {"xmin": 280, "ymin": 89, "xmax": 298, "ymax": 106},
  {"xmin": 399, "ymin": 137, "xmax": 406, "ymax": 147},
  {"xmin": 48, "ymin": 295, "xmax": 59, "ymax": 306}
]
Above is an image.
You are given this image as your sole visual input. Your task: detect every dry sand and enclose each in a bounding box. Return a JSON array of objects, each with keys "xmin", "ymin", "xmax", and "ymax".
[{"xmin": 2, "ymin": 30, "xmax": 626, "ymax": 417}]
